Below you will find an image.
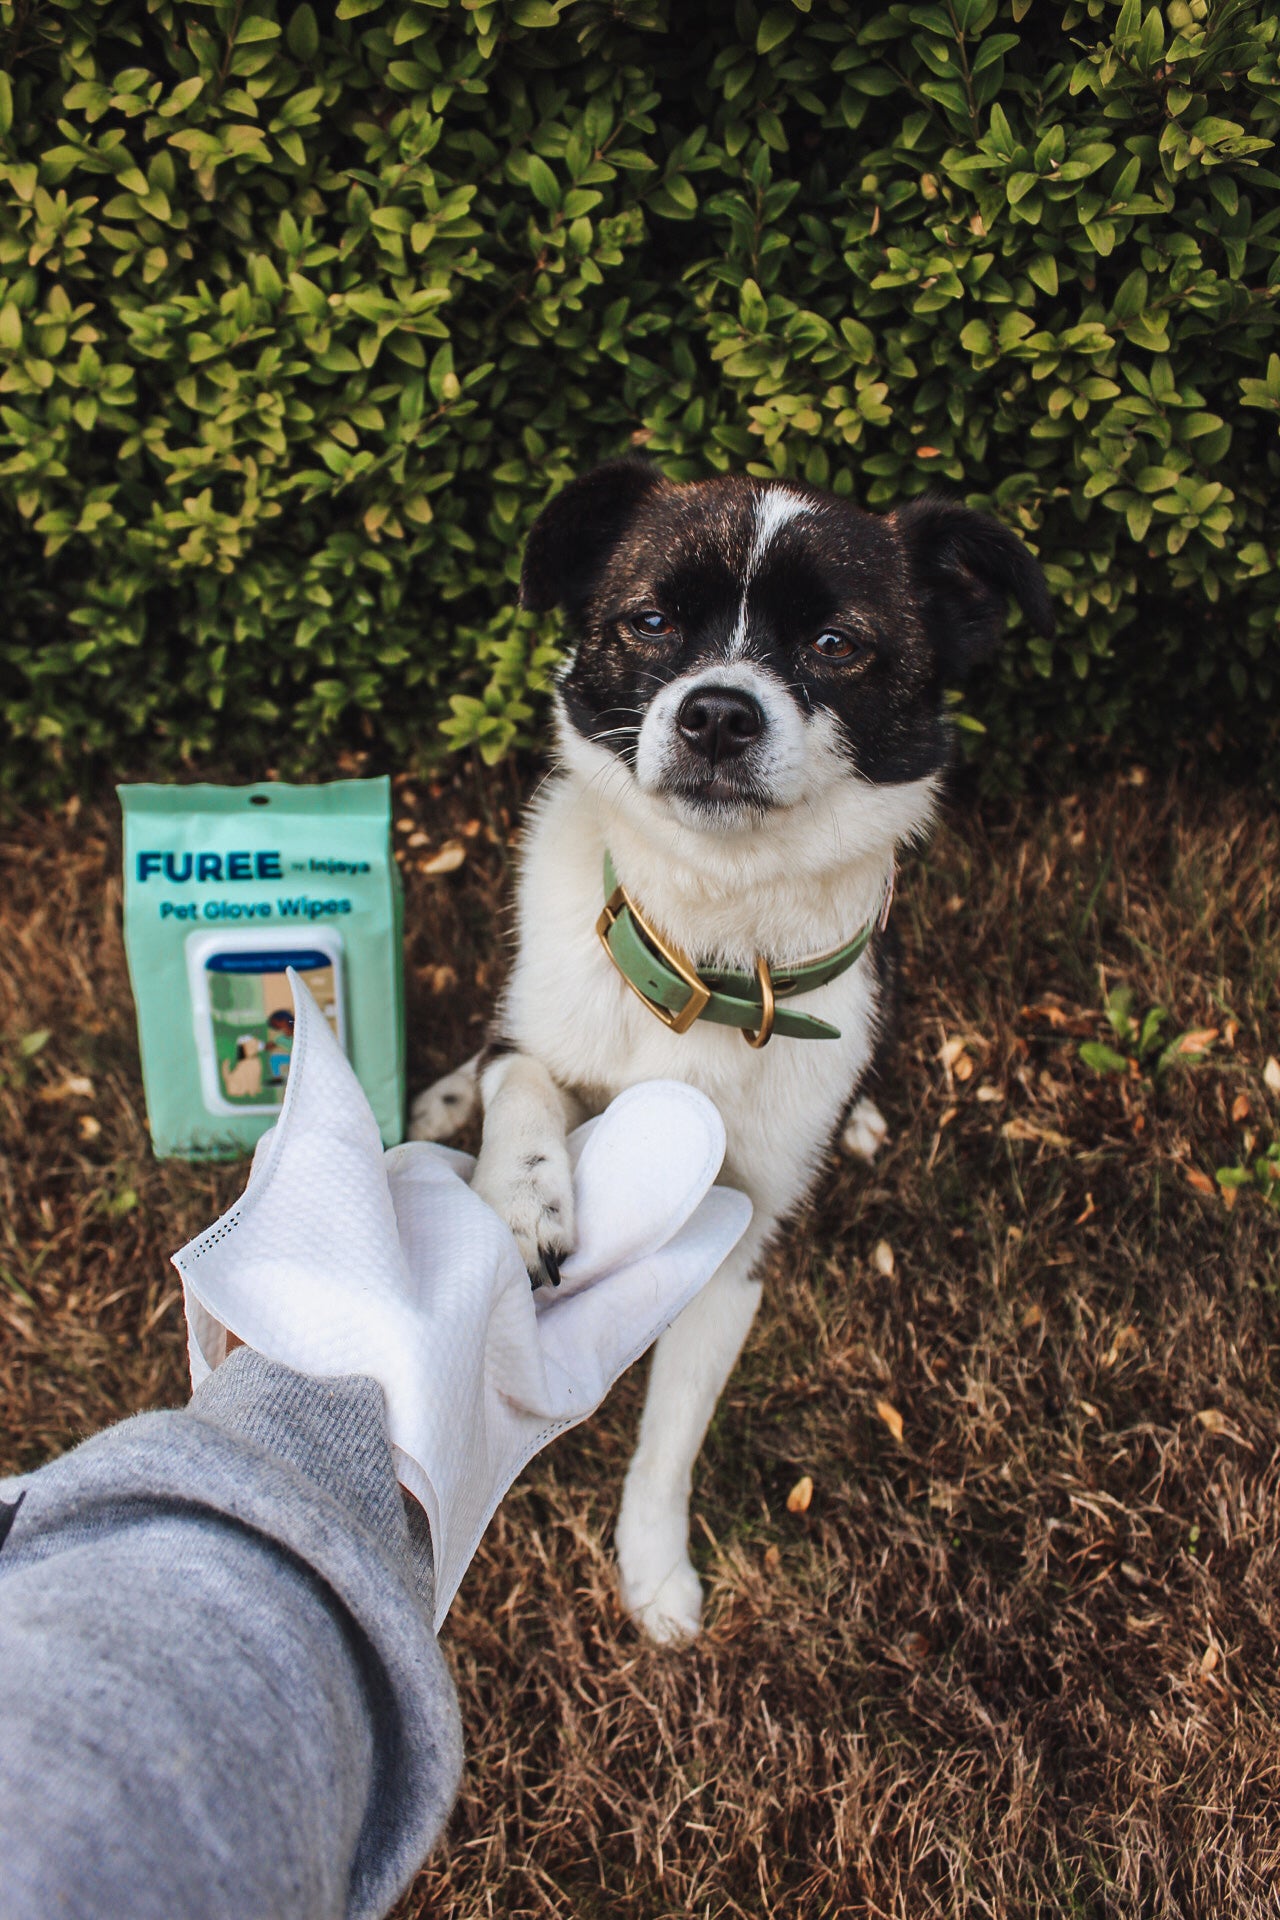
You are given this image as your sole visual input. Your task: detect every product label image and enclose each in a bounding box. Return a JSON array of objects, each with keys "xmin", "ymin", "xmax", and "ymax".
[{"xmin": 189, "ymin": 936, "xmax": 345, "ymax": 1115}]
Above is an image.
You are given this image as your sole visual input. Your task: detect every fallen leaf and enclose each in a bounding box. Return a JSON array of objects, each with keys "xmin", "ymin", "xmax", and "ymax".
[
  {"xmin": 78, "ymin": 1115, "xmax": 101, "ymax": 1142},
  {"xmin": 1022, "ymin": 1001, "xmax": 1068, "ymax": 1028},
  {"xmin": 953, "ymin": 1053, "xmax": 975, "ymax": 1083},
  {"xmin": 1266, "ymin": 1057, "xmax": 1280, "ymax": 1097},
  {"xmin": 1221, "ymin": 1185, "xmax": 1238, "ymax": 1211},
  {"xmin": 872, "ymin": 1239, "xmax": 895, "ymax": 1278},
  {"xmin": 900, "ymin": 1630, "xmax": 930, "ymax": 1665},
  {"xmin": 1020, "ymin": 1303, "xmax": 1043, "ymax": 1331},
  {"xmin": 786, "ymin": 1475, "xmax": 813, "ymax": 1514},
  {"xmin": 1002, "ymin": 1117, "xmax": 1072, "ymax": 1150},
  {"xmin": 763, "ymin": 1544, "xmax": 781, "ymax": 1574},
  {"xmin": 1078, "ymin": 1399, "xmax": 1101, "ymax": 1420},
  {"xmin": 1102, "ymin": 1324, "xmax": 1140, "ymax": 1368},
  {"xmin": 406, "ymin": 830, "xmax": 429, "ymax": 848},
  {"xmin": 938, "ymin": 1035, "xmax": 969, "ymax": 1070},
  {"xmin": 1200, "ymin": 1642, "xmax": 1220, "ymax": 1676},
  {"xmin": 1172, "ymin": 1028, "xmax": 1218, "ymax": 1056},
  {"xmin": 1193, "ymin": 1409, "xmax": 1252, "ymax": 1448},
  {"xmin": 422, "ymin": 842, "xmax": 466, "ymax": 876},
  {"xmin": 460, "ymin": 818, "xmax": 483, "ymax": 838},
  {"xmin": 1224, "ymin": 1021, "xmax": 1238, "ymax": 1049},
  {"xmin": 976, "ymin": 1082, "xmax": 1004, "ymax": 1103},
  {"xmin": 1186, "ymin": 1168, "xmax": 1216, "ymax": 1196},
  {"xmin": 1232, "ymin": 1093, "xmax": 1251, "ymax": 1124},
  {"xmin": 875, "ymin": 1399, "xmax": 904, "ymax": 1444},
  {"xmin": 916, "ymin": 444, "xmax": 941, "ymax": 458},
  {"xmin": 37, "ymin": 1074, "xmax": 94, "ymax": 1103},
  {"xmin": 395, "ymin": 816, "xmax": 415, "ymax": 832}
]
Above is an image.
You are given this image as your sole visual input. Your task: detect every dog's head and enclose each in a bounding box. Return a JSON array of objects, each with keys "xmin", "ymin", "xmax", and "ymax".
[{"xmin": 523, "ymin": 460, "xmax": 1052, "ymax": 847}]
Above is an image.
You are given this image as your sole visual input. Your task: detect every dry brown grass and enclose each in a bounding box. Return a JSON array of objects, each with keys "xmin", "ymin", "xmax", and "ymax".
[{"xmin": 3, "ymin": 768, "xmax": 1279, "ymax": 1919}]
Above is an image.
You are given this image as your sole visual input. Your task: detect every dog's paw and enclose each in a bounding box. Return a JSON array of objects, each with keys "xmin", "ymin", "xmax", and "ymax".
[
  {"xmin": 616, "ymin": 1496, "xmax": 703, "ymax": 1643},
  {"xmin": 408, "ymin": 1065, "xmax": 479, "ymax": 1142},
  {"xmin": 619, "ymin": 1549, "xmax": 704, "ymax": 1645},
  {"xmin": 471, "ymin": 1140, "xmax": 575, "ymax": 1288},
  {"xmin": 841, "ymin": 1096, "xmax": 888, "ymax": 1163}
]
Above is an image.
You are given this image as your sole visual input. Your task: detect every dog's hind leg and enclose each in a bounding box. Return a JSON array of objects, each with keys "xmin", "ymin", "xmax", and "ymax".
[
  {"xmin": 616, "ymin": 1226, "xmax": 767, "ymax": 1644},
  {"xmin": 408, "ymin": 1054, "xmax": 482, "ymax": 1142},
  {"xmin": 471, "ymin": 1052, "xmax": 581, "ymax": 1288}
]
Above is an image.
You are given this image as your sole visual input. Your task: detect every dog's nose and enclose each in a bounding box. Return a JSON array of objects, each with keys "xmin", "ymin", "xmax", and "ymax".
[{"xmin": 675, "ymin": 687, "xmax": 764, "ymax": 763}]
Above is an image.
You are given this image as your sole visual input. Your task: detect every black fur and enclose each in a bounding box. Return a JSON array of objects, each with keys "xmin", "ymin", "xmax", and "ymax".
[
  {"xmin": 889, "ymin": 496, "xmax": 1055, "ymax": 678},
  {"xmin": 520, "ymin": 458, "xmax": 666, "ymax": 617}
]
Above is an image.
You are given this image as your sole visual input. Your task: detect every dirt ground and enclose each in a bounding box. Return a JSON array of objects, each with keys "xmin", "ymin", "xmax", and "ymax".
[{"xmin": 2, "ymin": 764, "xmax": 1279, "ymax": 1919}]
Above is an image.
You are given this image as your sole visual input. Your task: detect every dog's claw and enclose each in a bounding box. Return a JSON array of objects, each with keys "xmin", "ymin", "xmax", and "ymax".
[{"xmin": 529, "ymin": 1247, "xmax": 564, "ymax": 1291}]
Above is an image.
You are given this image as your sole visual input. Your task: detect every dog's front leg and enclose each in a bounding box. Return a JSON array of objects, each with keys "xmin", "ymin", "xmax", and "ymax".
[
  {"xmin": 471, "ymin": 1052, "xmax": 579, "ymax": 1287},
  {"xmin": 616, "ymin": 1227, "xmax": 766, "ymax": 1644}
]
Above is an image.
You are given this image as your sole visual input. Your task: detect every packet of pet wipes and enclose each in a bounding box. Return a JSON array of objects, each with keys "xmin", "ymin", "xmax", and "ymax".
[{"xmin": 119, "ymin": 779, "xmax": 404, "ymax": 1158}]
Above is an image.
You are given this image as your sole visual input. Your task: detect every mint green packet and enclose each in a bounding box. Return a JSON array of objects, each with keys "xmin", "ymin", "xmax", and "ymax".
[{"xmin": 119, "ymin": 779, "xmax": 404, "ymax": 1159}]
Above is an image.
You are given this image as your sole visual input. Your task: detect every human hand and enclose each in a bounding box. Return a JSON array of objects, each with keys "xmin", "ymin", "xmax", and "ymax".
[{"xmin": 174, "ymin": 977, "xmax": 751, "ymax": 1624}]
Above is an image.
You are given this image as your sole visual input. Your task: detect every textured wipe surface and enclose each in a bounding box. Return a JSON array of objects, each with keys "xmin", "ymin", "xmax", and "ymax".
[{"xmin": 174, "ymin": 976, "xmax": 751, "ymax": 1625}]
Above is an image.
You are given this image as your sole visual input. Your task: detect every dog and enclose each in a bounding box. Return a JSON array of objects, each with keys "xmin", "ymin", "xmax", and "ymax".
[
  {"xmin": 221, "ymin": 1035, "xmax": 265, "ymax": 1099},
  {"xmin": 410, "ymin": 459, "xmax": 1052, "ymax": 1642}
]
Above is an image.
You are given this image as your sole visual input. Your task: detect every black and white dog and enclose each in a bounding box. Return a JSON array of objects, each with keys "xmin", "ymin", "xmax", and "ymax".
[{"xmin": 410, "ymin": 460, "xmax": 1052, "ymax": 1643}]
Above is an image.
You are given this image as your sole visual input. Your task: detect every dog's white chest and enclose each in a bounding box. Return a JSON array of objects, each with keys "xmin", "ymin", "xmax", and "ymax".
[{"xmin": 500, "ymin": 780, "xmax": 884, "ymax": 1218}]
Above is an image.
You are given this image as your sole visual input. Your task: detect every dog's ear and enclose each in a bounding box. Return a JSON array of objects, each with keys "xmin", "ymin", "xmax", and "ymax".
[
  {"xmin": 889, "ymin": 497, "xmax": 1054, "ymax": 679},
  {"xmin": 520, "ymin": 458, "xmax": 667, "ymax": 615}
]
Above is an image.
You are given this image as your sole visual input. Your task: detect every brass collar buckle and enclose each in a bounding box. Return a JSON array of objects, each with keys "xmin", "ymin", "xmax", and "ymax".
[
  {"xmin": 743, "ymin": 956, "xmax": 776, "ymax": 1049},
  {"xmin": 596, "ymin": 881, "xmax": 712, "ymax": 1035}
]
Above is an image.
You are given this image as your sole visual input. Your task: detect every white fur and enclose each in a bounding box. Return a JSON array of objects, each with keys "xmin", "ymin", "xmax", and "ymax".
[
  {"xmin": 408, "ymin": 1053, "xmax": 481, "ymax": 1141},
  {"xmin": 414, "ymin": 684, "xmax": 937, "ymax": 1639},
  {"xmin": 727, "ymin": 492, "xmax": 814, "ymax": 658},
  {"xmin": 634, "ymin": 658, "xmax": 841, "ymax": 822},
  {"xmin": 470, "ymin": 1053, "xmax": 581, "ymax": 1279}
]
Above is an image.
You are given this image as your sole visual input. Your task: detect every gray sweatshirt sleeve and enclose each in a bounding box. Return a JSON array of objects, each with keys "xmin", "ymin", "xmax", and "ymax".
[{"xmin": 0, "ymin": 1347, "xmax": 463, "ymax": 1920}]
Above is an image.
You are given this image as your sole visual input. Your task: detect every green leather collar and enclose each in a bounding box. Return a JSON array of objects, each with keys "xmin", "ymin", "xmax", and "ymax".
[{"xmin": 596, "ymin": 853, "xmax": 878, "ymax": 1045}]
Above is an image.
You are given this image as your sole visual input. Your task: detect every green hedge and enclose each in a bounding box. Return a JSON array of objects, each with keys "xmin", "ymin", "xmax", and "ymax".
[{"xmin": 2, "ymin": 0, "xmax": 1278, "ymax": 799}]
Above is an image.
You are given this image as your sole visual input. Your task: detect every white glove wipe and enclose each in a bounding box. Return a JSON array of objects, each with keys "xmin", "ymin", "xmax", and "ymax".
[{"xmin": 173, "ymin": 974, "xmax": 751, "ymax": 1625}]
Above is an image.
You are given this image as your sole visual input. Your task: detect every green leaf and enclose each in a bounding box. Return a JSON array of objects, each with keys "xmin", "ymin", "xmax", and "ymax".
[
  {"xmin": 661, "ymin": 172, "xmax": 697, "ymax": 213},
  {"xmin": 526, "ymin": 155, "xmax": 560, "ymax": 210},
  {"xmin": 1079, "ymin": 1042, "xmax": 1130, "ymax": 1075},
  {"xmin": 237, "ymin": 13, "xmax": 283, "ymax": 41},
  {"xmin": 288, "ymin": 271, "xmax": 328, "ymax": 320},
  {"xmin": 287, "ymin": 3, "xmax": 320, "ymax": 59},
  {"xmin": 756, "ymin": 9, "xmax": 796, "ymax": 54},
  {"xmin": 1027, "ymin": 256, "xmax": 1058, "ymax": 296},
  {"xmin": 1112, "ymin": 269, "xmax": 1148, "ymax": 321}
]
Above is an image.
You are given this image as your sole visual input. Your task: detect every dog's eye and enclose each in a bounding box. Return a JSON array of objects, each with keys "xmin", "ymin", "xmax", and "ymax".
[
  {"xmin": 628, "ymin": 609, "xmax": 675, "ymax": 639},
  {"xmin": 810, "ymin": 629, "xmax": 869, "ymax": 662}
]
